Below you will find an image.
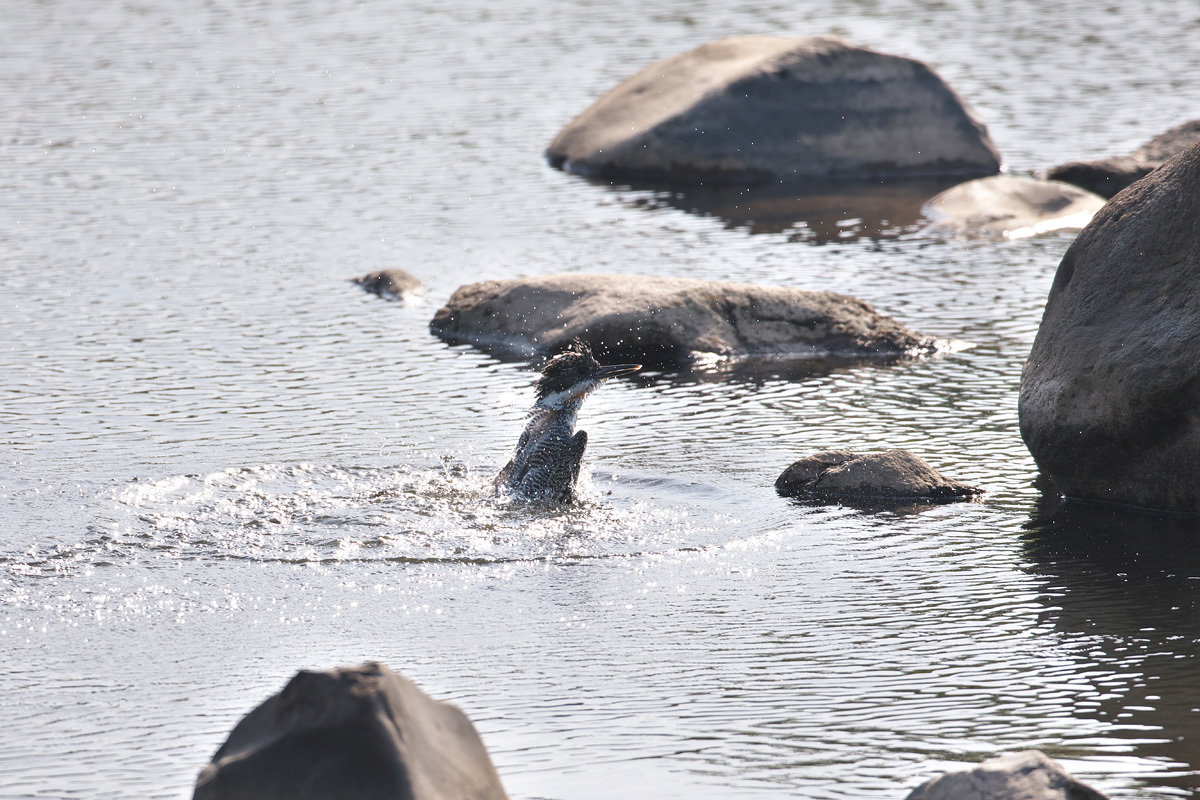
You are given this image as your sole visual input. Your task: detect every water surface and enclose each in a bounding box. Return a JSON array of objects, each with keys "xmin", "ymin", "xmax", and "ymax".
[{"xmin": 3, "ymin": 1, "xmax": 1200, "ymax": 798}]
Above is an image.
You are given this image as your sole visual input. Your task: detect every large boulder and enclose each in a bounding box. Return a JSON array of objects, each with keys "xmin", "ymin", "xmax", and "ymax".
[
  {"xmin": 1046, "ymin": 119, "xmax": 1200, "ymax": 199},
  {"xmin": 905, "ymin": 751, "xmax": 1108, "ymax": 800},
  {"xmin": 429, "ymin": 273, "xmax": 940, "ymax": 368},
  {"xmin": 1020, "ymin": 141, "xmax": 1200, "ymax": 512},
  {"xmin": 193, "ymin": 663, "xmax": 509, "ymax": 800},
  {"xmin": 547, "ymin": 36, "xmax": 1001, "ymax": 184},
  {"xmin": 922, "ymin": 175, "xmax": 1106, "ymax": 239},
  {"xmin": 775, "ymin": 450, "xmax": 980, "ymax": 502}
]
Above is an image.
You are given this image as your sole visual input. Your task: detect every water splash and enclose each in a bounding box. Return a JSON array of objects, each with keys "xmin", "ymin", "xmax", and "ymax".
[{"xmin": 2, "ymin": 457, "xmax": 724, "ymax": 576}]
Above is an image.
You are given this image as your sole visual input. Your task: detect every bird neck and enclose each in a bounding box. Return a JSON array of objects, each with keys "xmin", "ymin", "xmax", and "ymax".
[{"xmin": 532, "ymin": 396, "xmax": 583, "ymax": 429}]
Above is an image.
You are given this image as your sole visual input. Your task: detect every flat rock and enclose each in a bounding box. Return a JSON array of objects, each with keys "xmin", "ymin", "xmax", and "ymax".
[
  {"xmin": 193, "ymin": 662, "xmax": 509, "ymax": 800},
  {"xmin": 1046, "ymin": 119, "xmax": 1200, "ymax": 198},
  {"xmin": 353, "ymin": 268, "xmax": 424, "ymax": 301},
  {"xmin": 775, "ymin": 450, "xmax": 980, "ymax": 502},
  {"xmin": 1020, "ymin": 140, "xmax": 1200, "ymax": 512},
  {"xmin": 429, "ymin": 273, "xmax": 940, "ymax": 368},
  {"xmin": 547, "ymin": 35, "xmax": 1000, "ymax": 184},
  {"xmin": 905, "ymin": 751, "xmax": 1108, "ymax": 800},
  {"xmin": 922, "ymin": 175, "xmax": 1106, "ymax": 239}
]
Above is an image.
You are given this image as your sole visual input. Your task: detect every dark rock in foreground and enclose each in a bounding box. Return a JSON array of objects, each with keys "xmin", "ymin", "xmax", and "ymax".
[
  {"xmin": 922, "ymin": 175, "xmax": 1106, "ymax": 239},
  {"xmin": 1046, "ymin": 119, "xmax": 1200, "ymax": 199},
  {"xmin": 1020, "ymin": 141, "xmax": 1200, "ymax": 512},
  {"xmin": 353, "ymin": 268, "xmax": 424, "ymax": 301},
  {"xmin": 775, "ymin": 450, "xmax": 980, "ymax": 502},
  {"xmin": 193, "ymin": 662, "xmax": 508, "ymax": 800},
  {"xmin": 430, "ymin": 273, "xmax": 941, "ymax": 368},
  {"xmin": 905, "ymin": 751, "xmax": 1108, "ymax": 800},
  {"xmin": 547, "ymin": 36, "xmax": 1000, "ymax": 184}
]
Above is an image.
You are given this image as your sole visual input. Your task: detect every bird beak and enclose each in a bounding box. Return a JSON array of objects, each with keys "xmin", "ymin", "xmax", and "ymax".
[{"xmin": 594, "ymin": 363, "xmax": 641, "ymax": 379}]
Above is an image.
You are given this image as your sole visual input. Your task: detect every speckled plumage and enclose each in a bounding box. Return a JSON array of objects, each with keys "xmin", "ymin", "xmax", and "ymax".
[
  {"xmin": 495, "ymin": 341, "xmax": 639, "ymax": 504},
  {"xmin": 495, "ymin": 404, "xmax": 588, "ymax": 503}
]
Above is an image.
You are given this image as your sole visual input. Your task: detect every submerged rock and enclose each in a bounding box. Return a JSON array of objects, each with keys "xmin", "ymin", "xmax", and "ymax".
[
  {"xmin": 547, "ymin": 35, "xmax": 1000, "ymax": 184},
  {"xmin": 353, "ymin": 268, "xmax": 424, "ymax": 301},
  {"xmin": 1020, "ymin": 140, "xmax": 1200, "ymax": 513},
  {"xmin": 922, "ymin": 175, "xmax": 1106, "ymax": 239},
  {"xmin": 193, "ymin": 662, "xmax": 509, "ymax": 800},
  {"xmin": 1046, "ymin": 119, "xmax": 1200, "ymax": 199},
  {"xmin": 775, "ymin": 450, "xmax": 980, "ymax": 502},
  {"xmin": 429, "ymin": 273, "xmax": 940, "ymax": 368},
  {"xmin": 905, "ymin": 751, "xmax": 1108, "ymax": 800}
]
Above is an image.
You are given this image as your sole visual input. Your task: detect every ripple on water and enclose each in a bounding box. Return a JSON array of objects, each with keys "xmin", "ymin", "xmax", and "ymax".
[{"xmin": 22, "ymin": 457, "xmax": 736, "ymax": 573}]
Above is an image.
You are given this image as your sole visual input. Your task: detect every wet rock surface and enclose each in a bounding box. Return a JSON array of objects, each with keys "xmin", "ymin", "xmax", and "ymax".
[
  {"xmin": 775, "ymin": 450, "xmax": 980, "ymax": 502},
  {"xmin": 1046, "ymin": 119, "xmax": 1200, "ymax": 199},
  {"xmin": 429, "ymin": 273, "xmax": 939, "ymax": 368},
  {"xmin": 922, "ymin": 175, "xmax": 1106, "ymax": 239},
  {"xmin": 193, "ymin": 662, "xmax": 509, "ymax": 800},
  {"xmin": 905, "ymin": 751, "xmax": 1109, "ymax": 800},
  {"xmin": 1020, "ymin": 141, "xmax": 1200, "ymax": 512},
  {"xmin": 353, "ymin": 268, "xmax": 424, "ymax": 301},
  {"xmin": 547, "ymin": 35, "xmax": 1000, "ymax": 184}
]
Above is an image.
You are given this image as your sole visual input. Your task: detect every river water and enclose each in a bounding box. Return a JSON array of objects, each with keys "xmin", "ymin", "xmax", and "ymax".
[{"xmin": 3, "ymin": 1, "xmax": 1200, "ymax": 798}]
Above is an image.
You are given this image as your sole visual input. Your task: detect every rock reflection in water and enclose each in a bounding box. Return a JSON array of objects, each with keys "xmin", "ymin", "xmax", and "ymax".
[
  {"xmin": 604, "ymin": 176, "xmax": 966, "ymax": 242},
  {"xmin": 1022, "ymin": 490, "xmax": 1200, "ymax": 794},
  {"xmin": 629, "ymin": 354, "xmax": 873, "ymax": 386},
  {"xmin": 444, "ymin": 334, "xmax": 937, "ymax": 387}
]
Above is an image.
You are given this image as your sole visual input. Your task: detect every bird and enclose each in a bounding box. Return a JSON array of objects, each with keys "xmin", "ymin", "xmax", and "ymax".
[{"xmin": 495, "ymin": 339, "xmax": 640, "ymax": 504}]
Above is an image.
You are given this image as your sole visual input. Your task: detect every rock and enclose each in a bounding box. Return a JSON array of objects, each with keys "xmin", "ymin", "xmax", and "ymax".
[
  {"xmin": 922, "ymin": 175, "xmax": 1107, "ymax": 239},
  {"xmin": 353, "ymin": 269, "xmax": 424, "ymax": 301},
  {"xmin": 775, "ymin": 450, "xmax": 980, "ymax": 502},
  {"xmin": 1020, "ymin": 141, "xmax": 1200, "ymax": 512},
  {"xmin": 429, "ymin": 273, "xmax": 940, "ymax": 368},
  {"xmin": 546, "ymin": 35, "xmax": 1000, "ymax": 184},
  {"xmin": 1046, "ymin": 119, "xmax": 1200, "ymax": 199},
  {"xmin": 193, "ymin": 662, "xmax": 508, "ymax": 800},
  {"xmin": 1043, "ymin": 156, "xmax": 1148, "ymax": 201},
  {"xmin": 905, "ymin": 751, "xmax": 1108, "ymax": 800}
]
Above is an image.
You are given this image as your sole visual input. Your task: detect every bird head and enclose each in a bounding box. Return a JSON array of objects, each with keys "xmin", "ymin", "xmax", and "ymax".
[{"xmin": 535, "ymin": 340, "xmax": 640, "ymax": 409}]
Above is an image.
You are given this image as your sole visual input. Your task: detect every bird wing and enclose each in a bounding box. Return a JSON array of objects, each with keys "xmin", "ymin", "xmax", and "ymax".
[
  {"xmin": 495, "ymin": 409, "xmax": 555, "ymax": 489},
  {"xmin": 494, "ymin": 457, "xmax": 516, "ymax": 489}
]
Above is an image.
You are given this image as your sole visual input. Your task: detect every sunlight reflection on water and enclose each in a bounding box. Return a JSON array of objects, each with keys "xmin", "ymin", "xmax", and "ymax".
[{"xmin": 2, "ymin": 0, "xmax": 1200, "ymax": 797}]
